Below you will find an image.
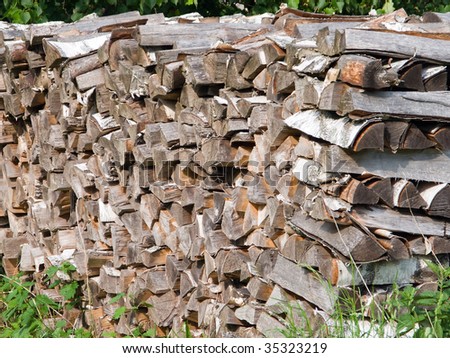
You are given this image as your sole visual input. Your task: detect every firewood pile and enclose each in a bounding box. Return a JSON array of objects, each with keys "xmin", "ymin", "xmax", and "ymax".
[{"xmin": 1, "ymin": 8, "xmax": 449, "ymax": 337}]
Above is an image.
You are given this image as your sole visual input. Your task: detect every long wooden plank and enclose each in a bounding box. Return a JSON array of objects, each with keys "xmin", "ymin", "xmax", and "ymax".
[
  {"xmin": 350, "ymin": 205, "xmax": 448, "ymax": 237},
  {"xmin": 337, "ymin": 28, "xmax": 450, "ymax": 63},
  {"xmin": 284, "ymin": 109, "xmax": 373, "ymax": 149},
  {"xmin": 30, "ymin": 12, "xmax": 165, "ymax": 45},
  {"xmin": 357, "ymin": 22, "xmax": 450, "ymax": 40},
  {"xmin": 318, "ymin": 144, "xmax": 450, "ymax": 183},
  {"xmin": 336, "ymin": 257, "xmax": 431, "ymax": 286},
  {"xmin": 338, "ymin": 90, "xmax": 450, "ymax": 120},
  {"xmin": 267, "ymin": 253, "xmax": 336, "ymax": 312},
  {"xmin": 135, "ymin": 23, "xmax": 271, "ymax": 47},
  {"xmin": 294, "ymin": 22, "xmax": 363, "ymax": 39},
  {"xmin": 288, "ymin": 210, "xmax": 386, "ymax": 262}
]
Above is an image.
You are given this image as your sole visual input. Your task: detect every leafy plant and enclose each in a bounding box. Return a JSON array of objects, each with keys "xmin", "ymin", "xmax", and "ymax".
[
  {"xmin": 391, "ymin": 261, "xmax": 450, "ymax": 337},
  {"xmin": 1, "ymin": 0, "xmax": 47, "ymax": 23},
  {"xmin": 276, "ymin": 259, "xmax": 450, "ymax": 338},
  {"xmin": 2, "ymin": 0, "xmax": 450, "ymax": 24},
  {"xmin": 0, "ymin": 263, "xmax": 92, "ymax": 338}
]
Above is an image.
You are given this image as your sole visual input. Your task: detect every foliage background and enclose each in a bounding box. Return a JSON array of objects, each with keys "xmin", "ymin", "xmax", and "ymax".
[{"xmin": 1, "ymin": 0, "xmax": 450, "ymax": 24}]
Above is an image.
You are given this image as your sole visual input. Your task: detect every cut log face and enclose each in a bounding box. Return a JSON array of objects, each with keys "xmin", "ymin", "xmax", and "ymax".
[
  {"xmin": 336, "ymin": 54, "xmax": 399, "ymax": 89},
  {"xmin": 340, "ymin": 178, "xmax": 379, "ymax": 205},
  {"xmin": 392, "ymin": 179, "xmax": 427, "ymax": 209},
  {"xmin": 289, "ymin": 209, "xmax": 386, "ymax": 262}
]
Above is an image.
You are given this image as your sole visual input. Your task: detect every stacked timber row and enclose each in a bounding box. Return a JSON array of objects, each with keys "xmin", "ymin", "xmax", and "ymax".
[{"xmin": 1, "ymin": 8, "xmax": 450, "ymax": 337}]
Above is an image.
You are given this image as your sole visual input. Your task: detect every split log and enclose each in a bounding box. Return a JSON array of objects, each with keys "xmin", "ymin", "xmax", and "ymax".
[
  {"xmin": 392, "ymin": 179, "xmax": 426, "ymax": 209},
  {"xmin": 321, "ymin": 84, "xmax": 450, "ymax": 120},
  {"xmin": 426, "ymin": 126, "xmax": 450, "ymax": 150},
  {"xmin": 294, "ymin": 21, "xmax": 364, "ymax": 39},
  {"xmin": 419, "ymin": 183, "xmax": 450, "ymax": 218},
  {"xmin": 318, "ymin": 144, "xmax": 450, "ymax": 183},
  {"xmin": 43, "ymin": 33, "xmax": 110, "ymax": 68},
  {"xmin": 135, "ymin": 23, "xmax": 270, "ymax": 47},
  {"xmin": 340, "ymin": 178, "xmax": 379, "ymax": 205},
  {"xmin": 350, "ymin": 205, "xmax": 449, "ymax": 237},
  {"xmin": 401, "ymin": 124, "xmax": 436, "ymax": 150},
  {"xmin": 384, "ymin": 121, "xmax": 409, "ymax": 152},
  {"xmin": 336, "ymin": 28, "xmax": 450, "ymax": 64},
  {"xmin": 267, "ymin": 253, "xmax": 335, "ymax": 312},
  {"xmin": 289, "ymin": 209, "xmax": 386, "ymax": 262},
  {"xmin": 284, "ymin": 109, "xmax": 370, "ymax": 149}
]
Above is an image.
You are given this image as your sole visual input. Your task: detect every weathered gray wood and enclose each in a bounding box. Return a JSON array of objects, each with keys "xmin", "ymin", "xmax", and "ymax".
[
  {"xmin": 419, "ymin": 183, "xmax": 450, "ymax": 218},
  {"xmin": 290, "ymin": 49, "xmax": 336, "ymax": 76},
  {"xmin": 336, "ymin": 257, "xmax": 431, "ymax": 287},
  {"xmin": 267, "ymin": 253, "xmax": 336, "ymax": 312},
  {"xmin": 43, "ymin": 33, "xmax": 110, "ymax": 68},
  {"xmin": 284, "ymin": 109, "xmax": 373, "ymax": 149},
  {"xmin": 337, "ymin": 28, "xmax": 450, "ymax": 63},
  {"xmin": 427, "ymin": 126, "xmax": 450, "ymax": 150},
  {"xmin": 350, "ymin": 205, "xmax": 449, "ymax": 237},
  {"xmin": 135, "ymin": 23, "xmax": 271, "ymax": 47},
  {"xmin": 422, "ymin": 65, "xmax": 448, "ymax": 91},
  {"xmin": 392, "ymin": 179, "xmax": 427, "ymax": 209},
  {"xmin": 294, "ymin": 22, "xmax": 364, "ymax": 39},
  {"xmin": 352, "ymin": 122, "xmax": 385, "ymax": 151},
  {"xmin": 30, "ymin": 12, "xmax": 165, "ymax": 45},
  {"xmin": 336, "ymin": 54, "xmax": 399, "ymax": 89},
  {"xmin": 384, "ymin": 121, "xmax": 410, "ymax": 152},
  {"xmin": 318, "ymin": 144, "xmax": 450, "ymax": 183},
  {"xmin": 76, "ymin": 67, "xmax": 105, "ymax": 91},
  {"xmin": 340, "ymin": 178, "xmax": 379, "ymax": 205},
  {"xmin": 365, "ymin": 177, "xmax": 394, "ymax": 208},
  {"xmin": 323, "ymin": 84, "xmax": 450, "ymax": 120},
  {"xmin": 288, "ymin": 210, "xmax": 386, "ymax": 262},
  {"xmin": 423, "ymin": 12, "xmax": 450, "ymax": 23}
]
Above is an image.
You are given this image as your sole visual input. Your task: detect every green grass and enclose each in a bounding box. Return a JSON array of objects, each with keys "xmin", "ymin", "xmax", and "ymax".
[
  {"xmin": 275, "ymin": 259, "xmax": 450, "ymax": 338},
  {"xmin": 1, "ymin": 258, "xmax": 449, "ymax": 338}
]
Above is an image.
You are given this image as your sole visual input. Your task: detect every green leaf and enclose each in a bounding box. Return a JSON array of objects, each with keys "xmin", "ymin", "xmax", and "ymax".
[
  {"xmin": 113, "ymin": 306, "xmax": 126, "ymax": 320},
  {"xmin": 336, "ymin": 0, "xmax": 344, "ymax": 12},
  {"xmin": 287, "ymin": 0, "xmax": 300, "ymax": 9},
  {"xmin": 382, "ymin": 0, "xmax": 394, "ymax": 14},
  {"xmin": 20, "ymin": 11, "xmax": 31, "ymax": 24},
  {"xmin": 316, "ymin": 0, "xmax": 327, "ymax": 10},
  {"xmin": 415, "ymin": 297, "xmax": 437, "ymax": 307},
  {"xmin": 35, "ymin": 294, "xmax": 58, "ymax": 308},
  {"xmin": 45, "ymin": 266, "xmax": 59, "ymax": 280},
  {"xmin": 434, "ymin": 322, "xmax": 446, "ymax": 338},
  {"xmin": 102, "ymin": 331, "xmax": 117, "ymax": 337},
  {"xmin": 397, "ymin": 313, "xmax": 416, "ymax": 333},
  {"xmin": 424, "ymin": 260, "xmax": 441, "ymax": 276},
  {"xmin": 55, "ymin": 319, "xmax": 67, "ymax": 329},
  {"xmin": 108, "ymin": 292, "xmax": 125, "ymax": 304},
  {"xmin": 143, "ymin": 327, "xmax": 157, "ymax": 337},
  {"xmin": 184, "ymin": 321, "xmax": 192, "ymax": 338},
  {"xmin": 323, "ymin": 7, "xmax": 335, "ymax": 14},
  {"xmin": 48, "ymin": 279, "xmax": 60, "ymax": 289},
  {"xmin": 34, "ymin": 5, "xmax": 43, "ymax": 17},
  {"xmin": 21, "ymin": 0, "xmax": 33, "ymax": 7},
  {"xmin": 60, "ymin": 262, "xmax": 76, "ymax": 274},
  {"xmin": 59, "ymin": 281, "xmax": 78, "ymax": 301}
]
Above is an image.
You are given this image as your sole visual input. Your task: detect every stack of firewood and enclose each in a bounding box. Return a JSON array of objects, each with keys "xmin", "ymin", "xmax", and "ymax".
[{"xmin": 0, "ymin": 8, "xmax": 449, "ymax": 337}]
